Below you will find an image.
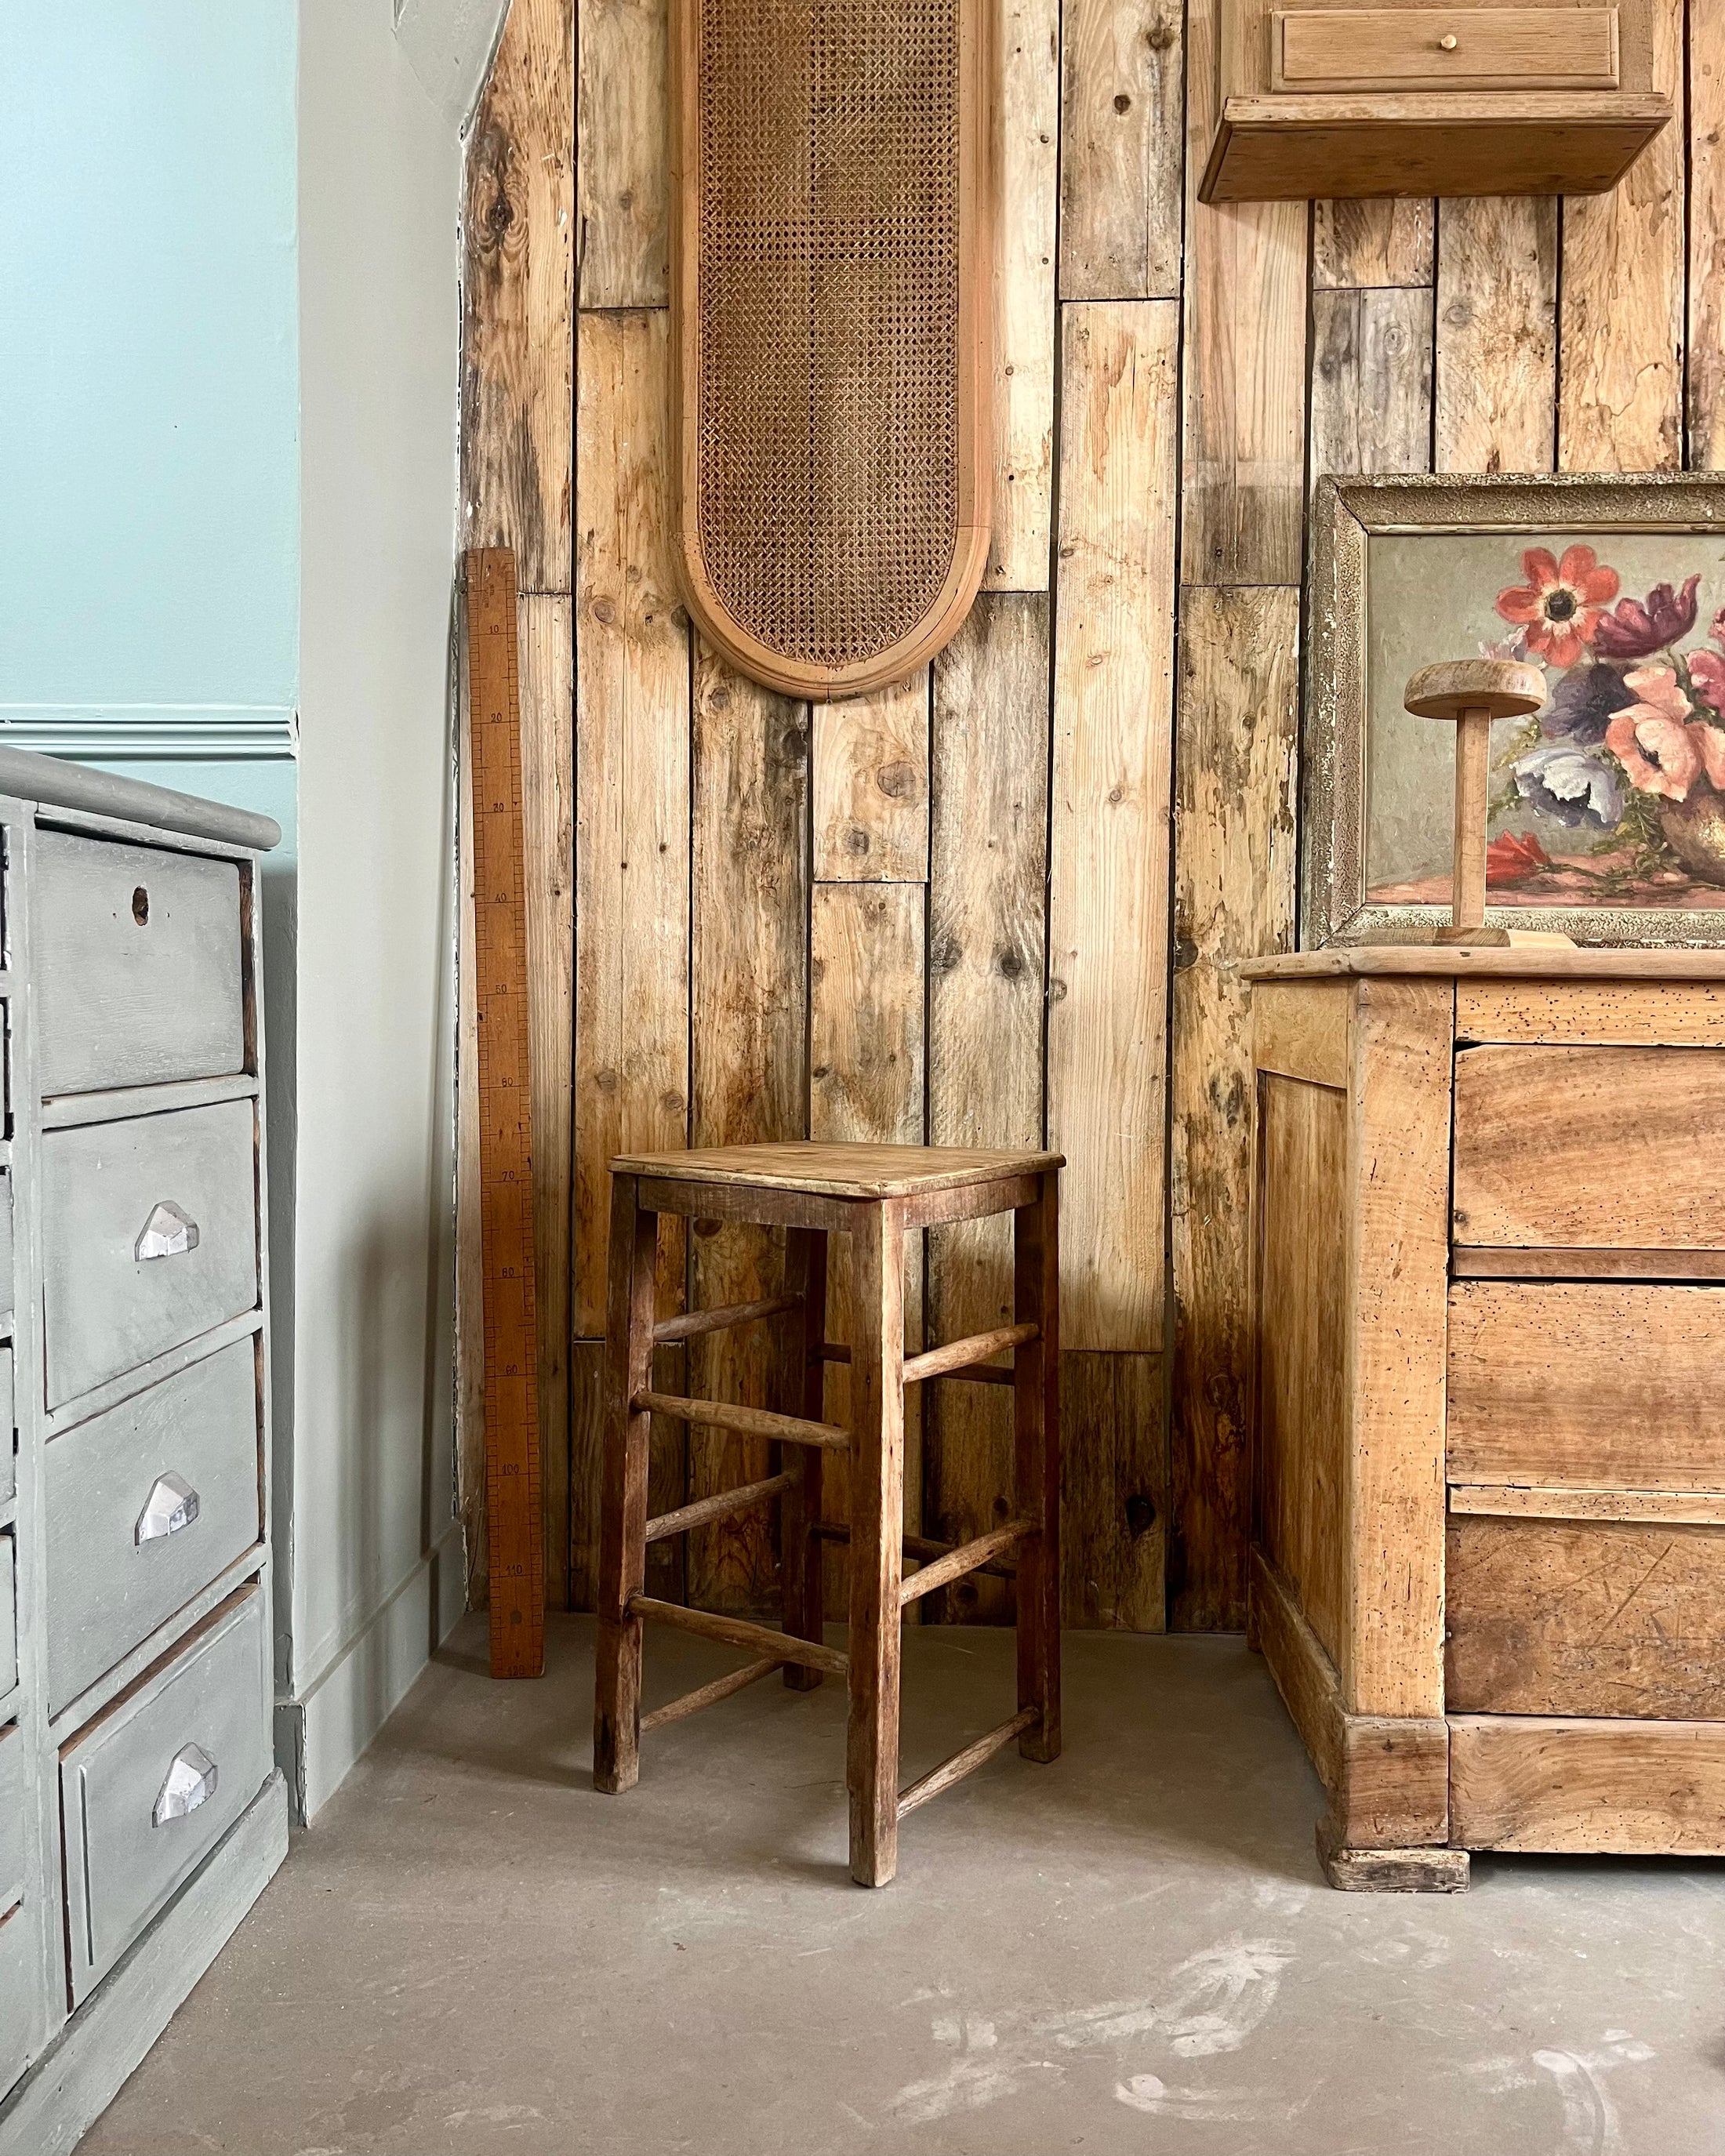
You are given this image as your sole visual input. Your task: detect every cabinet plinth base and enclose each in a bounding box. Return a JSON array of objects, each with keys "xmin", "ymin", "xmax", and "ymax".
[{"xmin": 1316, "ymin": 1818, "xmax": 1470, "ymax": 1893}]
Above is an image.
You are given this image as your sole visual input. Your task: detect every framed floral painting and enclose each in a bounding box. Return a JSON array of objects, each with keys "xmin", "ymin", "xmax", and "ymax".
[{"xmin": 1304, "ymin": 474, "xmax": 1725, "ymax": 947}]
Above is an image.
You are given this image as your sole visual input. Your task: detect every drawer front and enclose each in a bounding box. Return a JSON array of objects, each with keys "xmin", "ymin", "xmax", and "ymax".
[
  {"xmin": 1453, "ymin": 1045, "xmax": 1725, "ymax": 1255},
  {"xmin": 62, "ymin": 1586, "xmax": 269, "ymax": 2002},
  {"xmin": 45, "ymin": 1340, "xmax": 262, "ymax": 1711},
  {"xmin": 0, "ymin": 1534, "xmax": 13, "ymax": 1701},
  {"xmin": 0, "ymin": 1170, "xmax": 13, "ymax": 1334},
  {"xmin": 0, "ymin": 1726, "xmax": 38, "ymax": 2101},
  {"xmin": 1447, "ymin": 1514, "xmax": 1725, "ymax": 1718},
  {"xmin": 1273, "ymin": 7, "xmax": 1619, "ymax": 92},
  {"xmin": 34, "ymin": 831, "xmax": 245, "ymax": 1098},
  {"xmin": 0, "ymin": 1900, "xmax": 42, "ymax": 2100},
  {"xmin": 0, "ymin": 1347, "xmax": 12, "ymax": 1506},
  {"xmin": 1448, "ymin": 1281, "xmax": 1725, "ymax": 1489},
  {"xmin": 0, "ymin": 1721, "xmax": 24, "ymax": 1904},
  {"xmin": 41, "ymin": 1098, "xmax": 258, "ymax": 1410}
]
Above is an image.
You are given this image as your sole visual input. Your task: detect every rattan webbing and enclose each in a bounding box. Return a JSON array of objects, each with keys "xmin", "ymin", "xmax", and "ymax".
[{"xmin": 695, "ymin": 0, "xmax": 961, "ymax": 672}]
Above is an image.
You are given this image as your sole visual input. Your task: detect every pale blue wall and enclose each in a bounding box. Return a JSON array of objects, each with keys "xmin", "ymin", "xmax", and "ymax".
[{"xmin": 0, "ymin": 2, "xmax": 300, "ymax": 741}]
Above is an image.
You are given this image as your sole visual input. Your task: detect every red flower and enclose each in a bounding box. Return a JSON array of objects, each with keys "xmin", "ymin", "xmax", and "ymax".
[
  {"xmin": 1592, "ymin": 574, "xmax": 1701, "ymax": 660},
  {"xmin": 1497, "ymin": 546, "xmax": 1621, "ymax": 668},
  {"xmin": 1690, "ymin": 648, "xmax": 1725, "ymax": 713},
  {"xmin": 1486, "ymin": 831, "xmax": 1554, "ymax": 887}
]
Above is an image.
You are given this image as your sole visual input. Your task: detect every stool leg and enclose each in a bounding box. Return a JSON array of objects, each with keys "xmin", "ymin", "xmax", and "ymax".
[
  {"xmin": 778, "ymin": 1227, "xmax": 829, "ymax": 1690},
  {"xmin": 1014, "ymin": 1171, "xmax": 1061, "ymax": 1764},
  {"xmin": 847, "ymin": 1200, "xmax": 906, "ymax": 1886},
  {"xmin": 594, "ymin": 1172, "xmax": 658, "ymax": 1794}
]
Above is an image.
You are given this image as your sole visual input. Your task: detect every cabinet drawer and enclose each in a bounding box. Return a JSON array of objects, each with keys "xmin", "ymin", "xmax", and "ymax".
[
  {"xmin": 0, "ymin": 1346, "xmax": 13, "ymax": 1507},
  {"xmin": 1452, "ymin": 1046, "xmax": 1725, "ymax": 1258},
  {"xmin": 41, "ymin": 1098, "xmax": 258, "ymax": 1410},
  {"xmin": 0, "ymin": 1900, "xmax": 40, "ymax": 2101},
  {"xmin": 0, "ymin": 1534, "xmax": 13, "ymax": 1702},
  {"xmin": 1447, "ymin": 1513, "xmax": 1725, "ymax": 1718},
  {"xmin": 61, "ymin": 1585, "xmax": 269, "ymax": 2003},
  {"xmin": 1273, "ymin": 7, "xmax": 1619, "ymax": 92},
  {"xmin": 0, "ymin": 1722, "xmax": 24, "ymax": 1904},
  {"xmin": 34, "ymin": 831, "xmax": 245, "ymax": 1098},
  {"xmin": 1448, "ymin": 1282, "xmax": 1725, "ymax": 1488},
  {"xmin": 0, "ymin": 1170, "xmax": 13, "ymax": 1335},
  {"xmin": 45, "ymin": 1340, "xmax": 262, "ymax": 1711}
]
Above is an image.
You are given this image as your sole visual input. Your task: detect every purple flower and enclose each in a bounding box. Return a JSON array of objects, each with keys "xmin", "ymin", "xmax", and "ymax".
[
  {"xmin": 1544, "ymin": 662, "xmax": 1635, "ymax": 745},
  {"xmin": 1513, "ymin": 742, "xmax": 1622, "ymax": 829},
  {"xmin": 1592, "ymin": 575, "xmax": 1701, "ymax": 661}
]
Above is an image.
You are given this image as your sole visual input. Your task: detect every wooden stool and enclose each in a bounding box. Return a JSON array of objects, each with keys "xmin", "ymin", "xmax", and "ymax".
[{"xmin": 592, "ymin": 1142, "xmax": 1062, "ymax": 1887}]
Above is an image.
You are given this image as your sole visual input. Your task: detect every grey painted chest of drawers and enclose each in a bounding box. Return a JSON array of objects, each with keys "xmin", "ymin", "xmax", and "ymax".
[{"xmin": 0, "ymin": 750, "xmax": 288, "ymax": 2154}]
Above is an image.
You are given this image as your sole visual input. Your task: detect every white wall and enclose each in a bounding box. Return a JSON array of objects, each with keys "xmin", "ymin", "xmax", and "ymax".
[{"xmin": 286, "ymin": 0, "xmax": 468, "ymax": 1819}]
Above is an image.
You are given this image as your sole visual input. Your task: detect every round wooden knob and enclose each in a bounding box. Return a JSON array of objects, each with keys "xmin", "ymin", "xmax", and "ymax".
[
  {"xmin": 1404, "ymin": 659, "xmax": 1545, "ymax": 722},
  {"xmin": 1439, "ymin": 31, "xmax": 1458, "ymax": 49}
]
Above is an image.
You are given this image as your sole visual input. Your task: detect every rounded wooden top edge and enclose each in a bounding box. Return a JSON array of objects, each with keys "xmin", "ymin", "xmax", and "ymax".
[
  {"xmin": 1404, "ymin": 659, "xmax": 1545, "ymax": 720},
  {"xmin": 1241, "ymin": 949, "xmax": 1725, "ymax": 982},
  {"xmin": 0, "ymin": 746, "xmax": 281, "ymax": 851}
]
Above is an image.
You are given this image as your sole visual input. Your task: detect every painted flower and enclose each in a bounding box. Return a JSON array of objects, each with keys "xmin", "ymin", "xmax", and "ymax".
[
  {"xmin": 1497, "ymin": 546, "xmax": 1621, "ymax": 669},
  {"xmin": 1690, "ymin": 647, "xmax": 1725, "ymax": 714},
  {"xmin": 1712, "ymin": 604, "xmax": 1725, "ymax": 651},
  {"xmin": 1545, "ymin": 662, "xmax": 1635, "ymax": 745},
  {"xmin": 1592, "ymin": 575, "xmax": 1701, "ymax": 661},
  {"xmin": 1486, "ymin": 831, "xmax": 1555, "ymax": 885},
  {"xmin": 1513, "ymin": 742, "xmax": 1623, "ymax": 829},
  {"xmin": 1603, "ymin": 672, "xmax": 1725, "ymax": 800}
]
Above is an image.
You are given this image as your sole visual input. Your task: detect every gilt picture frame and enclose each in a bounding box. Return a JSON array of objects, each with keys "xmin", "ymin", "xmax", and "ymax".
[{"xmin": 1305, "ymin": 474, "xmax": 1725, "ymax": 949}]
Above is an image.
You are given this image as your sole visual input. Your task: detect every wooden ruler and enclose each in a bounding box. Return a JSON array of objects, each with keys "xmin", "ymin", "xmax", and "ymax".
[{"xmin": 464, "ymin": 548, "xmax": 546, "ymax": 1679}]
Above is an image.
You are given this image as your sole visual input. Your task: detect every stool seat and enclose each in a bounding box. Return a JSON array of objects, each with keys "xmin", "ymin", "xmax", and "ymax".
[
  {"xmin": 612, "ymin": 1141, "xmax": 1062, "ymax": 1198},
  {"xmin": 592, "ymin": 1141, "xmax": 1062, "ymax": 1888}
]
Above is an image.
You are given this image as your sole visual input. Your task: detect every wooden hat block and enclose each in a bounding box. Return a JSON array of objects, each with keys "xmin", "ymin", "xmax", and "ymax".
[{"xmin": 1404, "ymin": 659, "xmax": 1555, "ymax": 949}]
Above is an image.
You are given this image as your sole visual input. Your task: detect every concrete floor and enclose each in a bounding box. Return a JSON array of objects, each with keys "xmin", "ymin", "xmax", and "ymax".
[{"xmin": 80, "ymin": 1613, "xmax": 1725, "ymax": 2156}]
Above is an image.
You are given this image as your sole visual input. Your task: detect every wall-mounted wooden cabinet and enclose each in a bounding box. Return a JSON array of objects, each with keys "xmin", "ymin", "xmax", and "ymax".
[{"xmin": 1200, "ymin": 0, "xmax": 1670, "ymax": 203}]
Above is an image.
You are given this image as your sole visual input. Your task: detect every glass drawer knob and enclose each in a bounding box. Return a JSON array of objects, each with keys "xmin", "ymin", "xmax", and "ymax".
[
  {"xmin": 136, "ymin": 1200, "xmax": 199, "ymax": 1261},
  {"xmin": 153, "ymin": 1744, "xmax": 218, "ymax": 1826},
  {"xmin": 136, "ymin": 1471, "xmax": 201, "ymax": 1544}
]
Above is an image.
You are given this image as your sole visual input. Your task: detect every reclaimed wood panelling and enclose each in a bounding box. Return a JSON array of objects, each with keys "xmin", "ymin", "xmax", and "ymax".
[
  {"xmin": 1693, "ymin": 0, "xmax": 1725, "ymax": 467},
  {"xmin": 989, "ymin": 0, "xmax": 1060, "ymax": 589},
  {"xmin": 1558, "ymin": 0, "xmax": 1685, "ymax": 474},
  {"xmin": 1180, "ymin": 0, "xmax": 1306, "ymax": 583},
  {"xmin": 1309, "ymin": 288, "xmax": 1434, "ymax": 487},
  {"xmin": 459, "ymin": 0, "xmax": 575, "ymax": 1607},
  {"xmin": 1313, "ymin": 199, "xmax": 1433, "ymax": 290},
  {"xmin": 1169, "ymin": 587, "xmax": 1300, "ymax": 1632},
  {"xmin": 1048, "ymin": 300, "xmax": 1178, "ymax": 1353},
  {"xmin": 1062, "ymin": 1352, "xmax": 1165, "ymax": 1628},
  {"xmin": 687, "ymin": 651, "xmax": 811, "ymax": 1613},
  {"xmin": 463, "ymin": 0, "xmax": 575, "ymax": 590},
  {"xmin": 573, "ymin": 309, "xmax": 690, "ymax": 1338},
  {"xmin": 926, "ymin": 596, "xmax": 1049, "ymax": 1622},
  {"xmin": 811, "ymin": 883, "xmax": 926, "ymax": 1619},
  {"xmin": 1058, "ymin": 0, "xmax": 1184, "ymax": 302},
  {"xmin": 1434, "ymin": 198, "xmax": 1557, "ymax": 474},
  {"xmin": 468, "ymin": 0, "xmax": 1712, "ymax": 1632},
  {"xmin": 812, "ymin": 674, "xmax": 931, "ymax": 883},
  {"xmin": 576, "ymin": 0, "xmax": 668, "ymax": 307}
]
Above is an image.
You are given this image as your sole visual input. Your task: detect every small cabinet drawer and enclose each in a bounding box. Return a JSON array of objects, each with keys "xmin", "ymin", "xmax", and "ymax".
[
  {"xmin": 0, "ymin": 1897, "xmax": 41, "ymax": 2101},
  {"xmin": 0, "ymin": 1722, "xmax": 24, "ymax": 1904},
  {"xmin": 0, "ymin": 1347, "xmax": 13, "ymax": 1507},
  {"xmin": 1453, "ymin": 1046, "xmax": 1725, "ymax": 1258},
  {"xmin": 0, "ymin": 1170, "xmax": 13, "ymax": 1335},
  {"xmin": 61, "ymin": 1585, "xmax": 269, "ymax": 2003},
  {"xmin": 1272, "ymin": 7, "xmax": 1620, "ymax": 93},
  {"xmin": 0, "ymin": 1534, "xmax": 13, "ymax": 1702},
  {"xmin": 34, "ymin": 830, "xmax": 245, "ymax": 1098},
  {"xmin": 45, "ymin": 1340, "xmax": 262, "ymax": 1711},
  {"xmin": 40, "ymin": 1098, "xmax": 258, "ymax": 1410},
  {"xmin": 1447, "ymin": 1512, "xmax": 1725, "ymax": 1719},
  {"xmin": 1448, "ymin": 1282, "xmax": 1725, "ymax": 1490}
]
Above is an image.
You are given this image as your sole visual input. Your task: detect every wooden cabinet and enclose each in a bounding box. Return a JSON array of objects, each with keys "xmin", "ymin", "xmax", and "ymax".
[
  {"xmin": 1200, "ymin": 0, "xmax": 1669, "ymax": 204},
  {"xmin": 1244, "ymin": 948, "xmax": 1725, "ymax": 1889}
]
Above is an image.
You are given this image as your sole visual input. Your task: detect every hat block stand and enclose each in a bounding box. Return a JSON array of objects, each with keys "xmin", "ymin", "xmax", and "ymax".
[{"xmin": 1402, "ymin": 659, "xmax": 1568, "ymax": 949}]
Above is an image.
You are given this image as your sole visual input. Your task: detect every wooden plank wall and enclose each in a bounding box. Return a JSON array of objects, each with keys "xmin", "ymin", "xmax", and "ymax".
[{"xmin": 463, "ymin": 0, "xmax": 1722, "ymax": 1632}]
